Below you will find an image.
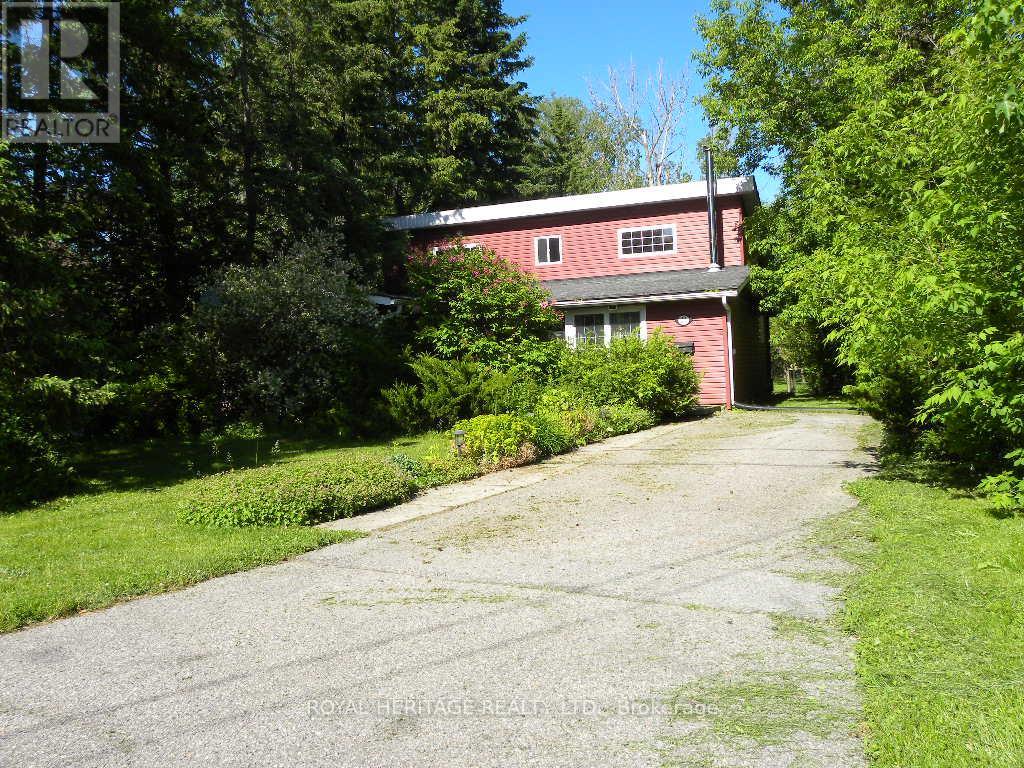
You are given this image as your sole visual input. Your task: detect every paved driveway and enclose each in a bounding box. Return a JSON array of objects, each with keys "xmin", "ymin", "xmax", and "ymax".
[{"xmin": 1, "ymin": 411, "xmax": 871, "ymax": 768}]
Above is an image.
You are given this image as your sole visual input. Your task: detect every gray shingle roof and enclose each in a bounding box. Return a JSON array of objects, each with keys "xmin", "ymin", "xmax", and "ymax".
[{"xmin": 543, "ymin": 266, "xmax": 749, "ymax": 304}]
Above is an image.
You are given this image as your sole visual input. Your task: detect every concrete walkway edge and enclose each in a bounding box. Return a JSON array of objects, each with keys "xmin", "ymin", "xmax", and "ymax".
[{"xmin": 319, "ymin": 422, "xmax": 688, "ymax": 533}]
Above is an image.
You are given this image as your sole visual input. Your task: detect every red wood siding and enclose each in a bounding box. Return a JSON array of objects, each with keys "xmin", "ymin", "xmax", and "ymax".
[
  {"xmin": 414, "ymin": 197, "xmax": 747, "ymax": 281},
  {"xmin": 646, "ymin": 299, "xmax": 729, "ymax": 406}
]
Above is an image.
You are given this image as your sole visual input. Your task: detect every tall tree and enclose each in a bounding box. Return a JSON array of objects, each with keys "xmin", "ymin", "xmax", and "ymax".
[
  {"xmin": 0, "ymin": 0, "xmax": 540, "ymax": 479},
  {"xmin": 698, "ymin": 0, "xmax": 1024, "ymax": 505},
  {"xmin": 517, "ymin": 96, "xmax": 624, "ymax": 198},
  {"xmin": 398, "ymin": 0, "xmax": 536, "ymax": 210}
]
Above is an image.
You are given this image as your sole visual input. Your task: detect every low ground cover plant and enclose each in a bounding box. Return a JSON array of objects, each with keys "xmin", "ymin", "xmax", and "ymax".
[{"xmin": 179, "ymin": 455, "xmax": 417, "ymax": 527}]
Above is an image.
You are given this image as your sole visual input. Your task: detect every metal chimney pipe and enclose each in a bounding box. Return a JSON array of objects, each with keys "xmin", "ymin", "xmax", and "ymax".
[{"xmin": 704, "ymin": 146, "xmax": 721, "ymax": 272}]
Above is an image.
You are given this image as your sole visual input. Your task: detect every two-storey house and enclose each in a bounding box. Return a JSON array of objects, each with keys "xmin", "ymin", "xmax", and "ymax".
[{"xmin": 386, "ymin": 177, "xmax": 770, "ymax": 408}]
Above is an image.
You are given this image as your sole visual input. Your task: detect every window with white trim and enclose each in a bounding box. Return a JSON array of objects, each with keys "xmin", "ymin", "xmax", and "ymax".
[
  {"xmin": 610, "ymin": 311, "xmax": 642, "ymax": 338},
  {"xmin": 573, "ymin": 313, "xmax": 604, "ymax": 345},
  {"xmin": 619, "ymin": 224, "xmax": 675, "ymax": 256},
  {"xmin": 567, "ymin": 307, "xmax": 647, "ymax": 346},
  {"xmin": 430, "ymin": 242, "xmax": 481, "ymax": 254},
  {"xmin": 535, "ymin": 235, "xmax": 562, "ymax": 264}
]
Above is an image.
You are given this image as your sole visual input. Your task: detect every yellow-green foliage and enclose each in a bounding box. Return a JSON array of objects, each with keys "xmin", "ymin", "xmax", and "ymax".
[
  {"xmin": 453, "ymin": 414, "xmax": 537, "ymax": 464},
  {"xmin": 179, "ymin": 456, "xmax": 417, "ymax": 527},
  {"xmin": 556, "ymin": 331, "xmax": 701, "ymax": 419}
]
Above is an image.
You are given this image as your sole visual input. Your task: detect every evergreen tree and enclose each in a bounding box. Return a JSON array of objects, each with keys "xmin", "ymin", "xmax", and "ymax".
[
  {"xmin": 518, "ymin": 97, "xmax": 619, "ymax": 199},
  {"xmin": 0, "ymin": 0, "xmax": 541, "ymax": 484},
  {"xmin": 401, "ymin": 0, "xmax": 536, "ymax": 209}
]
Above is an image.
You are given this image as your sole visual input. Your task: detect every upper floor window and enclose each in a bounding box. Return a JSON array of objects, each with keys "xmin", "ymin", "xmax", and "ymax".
[
  {"xmin": 535, "ymin": 235, "xmax": 562, "ymax": 265},
  {"xmin": 619, "ymin": 224, "xmax": 676, "ymax": 256},
  {"xmin": 430, "ymin": 242, "xmax": 481, "ymax": 254}
]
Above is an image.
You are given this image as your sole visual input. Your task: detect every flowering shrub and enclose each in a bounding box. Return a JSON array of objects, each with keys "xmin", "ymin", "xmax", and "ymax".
[{"xmin": 406, "ymin": 243, "xmax": 562, "ymax": 367}]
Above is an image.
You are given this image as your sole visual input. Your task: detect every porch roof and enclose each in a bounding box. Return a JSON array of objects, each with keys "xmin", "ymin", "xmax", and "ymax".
[{"xmin": 542, "ymin": 266, "xmax": 749, "ymax": 307}]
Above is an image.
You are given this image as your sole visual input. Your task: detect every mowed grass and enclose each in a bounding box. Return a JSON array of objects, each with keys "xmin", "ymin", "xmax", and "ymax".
[
  {"xmin": 0, "ymin": 431, "xmax": 451, "ymax": 633},
  {"xmin": 769, "ymin": 379, "xmax": 856, "ymax": 410},
  {"xmin": 837, "ymin": 476, "xmax": 1024, "ymax": 766}
]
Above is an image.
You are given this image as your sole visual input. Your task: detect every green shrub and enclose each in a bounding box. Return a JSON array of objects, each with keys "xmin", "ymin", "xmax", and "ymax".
[
  {"xmin": 180, "ymin": 230, "xmax": 390, "ymax": 428},
  {"xmin": 179, "ymin": 455, "xmax": 416, "ymax": 527},
  {"xmin": 453, "ymin": 414, "xmax": 537, "ymax": 466},
  {"xmin": 385, "ymin": 356, "xmax": 500, "ymax": 430},
  {"xmin": 524, "ymin": 391, "xmax": 656, "ymax": 456},
  {"xmin": 421, "ymin": 451, "xmax": 482, "ymax": 485},
  {"xmin": 599, "ymin": 404, "xmax": 657, "ymax": 435},
  {"xmin": 529, "ymin": 387, "xmax": 599, "ymax": 447},
  {"xmin": 552, "ymin": 408, "xmax": 600, "ymax": 447},
  {"xmin": 0, "ymin": 412, "xmax": 74, "ymax": 508},
  {"xmin": 556, "ymin": 331, "xmax": 700, "ymax": 419},
  {"xmin": 406, "ymin": 243, "xmax": 562, "ymax": 366},
  {"xmin": 536, "ymin": 384, "xmax": 594, "ymax": 412},
  {"xmin": 384, "ymin": 355, "xmax": 548, "ymax": 431},
  {"xmin": 386, "ymin": 452, "xmax": 428, "ymax": 482},
  {"xmin": 382, "ymin": 382, "xmax": 429, "ymax": 432},
  {"xmin": 477, "ymin": 366, "xmax": 544, "ymax": 415},
  {"xmin": 527, "ymin": 409, "xmax": 577, "ymax": 456}
]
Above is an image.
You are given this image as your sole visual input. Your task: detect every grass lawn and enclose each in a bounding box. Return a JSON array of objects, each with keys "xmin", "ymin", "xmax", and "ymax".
[
  {"xmin": 0, "ymin": 431, "xmax": 451, "ymax": 633},
  {"xmin": 831, "ymin": 431, "xmax": 1024, "ymax": 766},
  {"xmin": 769, "ymin": 379, "xmax": 856, "ymax": 410}
]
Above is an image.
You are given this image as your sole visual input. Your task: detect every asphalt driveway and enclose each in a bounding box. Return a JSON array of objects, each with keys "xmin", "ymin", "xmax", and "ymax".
[{"xmin": 1, "ymin": 410, "xmax": 871, "ymax": 768}]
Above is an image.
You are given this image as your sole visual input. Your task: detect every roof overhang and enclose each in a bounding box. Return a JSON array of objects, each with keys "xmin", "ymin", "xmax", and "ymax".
[
  {"xmin": 542, "ymin": 265, "xmax": 749, "ymax": 307},
  {"xmin": 386, "ymin": 177, "xmax": 760, "ymax": 231},
  {"xmin": 551, "ymin": 289, "xmax": 740, "ymax": 308}
]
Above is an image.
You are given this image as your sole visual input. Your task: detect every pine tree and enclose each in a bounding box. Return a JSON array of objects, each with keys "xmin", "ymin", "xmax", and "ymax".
[
  {"xmin": 518, "ymin": 96, "xmax": 621, "ymax": 199},
  {"xmin": 401, "ymin": 0, "xmax": 536, "ymax": 210}
]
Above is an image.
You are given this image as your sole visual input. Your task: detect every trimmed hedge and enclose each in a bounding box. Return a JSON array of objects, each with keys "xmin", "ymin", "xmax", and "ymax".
[{"xmin": 178, "ymin": 456, "xmax": 417, "ymax": 527}]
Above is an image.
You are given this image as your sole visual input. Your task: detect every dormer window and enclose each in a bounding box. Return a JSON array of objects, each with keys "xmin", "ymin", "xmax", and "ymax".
[
  {"xmin": 535, "ymin": 235, "xmax": 562, "ymax": 265},
  {"xmin": 618, "ymin": 224, "xmax": 676, "ymax": 256}
]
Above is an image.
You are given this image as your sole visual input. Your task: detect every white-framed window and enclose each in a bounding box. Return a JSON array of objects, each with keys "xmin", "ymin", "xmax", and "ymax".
[
  {"xmin": 618, "ymin": 224, "xmax": 676, "ymax": 257},
  {"xmin": 565, "ymin": 306, "xmax": 647, "ymax": 346},
  {"xmin": 573, "ymin": 312, "xmax": 604, "ymax": 345},
  {"xmin": 610, "ymin": 310, "xmax": 642, "ymax": 338},
  {"xmin": 430, "ymin": 242, "xmax": 481, "ymax": 254},
  {"xmin": 534, "ymin": 235, "xmax": 562, "ymax": 265}
]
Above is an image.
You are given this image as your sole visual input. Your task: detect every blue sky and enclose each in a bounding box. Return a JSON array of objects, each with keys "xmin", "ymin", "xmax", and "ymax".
[{"xmin": 504, "ymin": 0, "xmax": 780, "ymax": 200}]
